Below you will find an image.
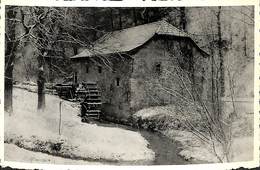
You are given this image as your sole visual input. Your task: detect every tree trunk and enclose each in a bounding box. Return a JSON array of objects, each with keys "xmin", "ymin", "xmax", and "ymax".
[
  {"xmin": 217, "ymin": 6, "xmax": 225, "ymax": 97},
  {"xmin": 110, "ymin": 8, "xmax": 114, "ymax": 30},
  {"xmin": 5, "ymin": 64, "xmax": 14, "ymax": 113},
  {"xmin": 242, "ymin": 8, "xmax": 247, "ymax": 58},
  {"xmin": 4, "ymin": 7, "xmax": 18, "ymax": 114},
  {"xmin": 133, "ymin": 8, "xmax": 137, "ymax": 26},
  {"xmin": 145, "ymin": 8, "xmax": 149, "ymax": 23},
  {"xmin": 92, "ymin": 8, "xmax": 97, "ymax": 40},
  {"xmin": 180, "ymin": 7, "xmax": 186, "ymax": 31},
  {"xmin": 37, "ymin": 55, "xmax": 45, "ymax": 111},
  {"xmin": 5, "ymin": 44, "xmax": 16, "ymax": 113},
  {"xmin": 210, "ymin": 43, "xmax": 216, "ymax": 114},
  {"xmin": 119, "ymin": 8, "xmax": 122, "ymax": 29}
]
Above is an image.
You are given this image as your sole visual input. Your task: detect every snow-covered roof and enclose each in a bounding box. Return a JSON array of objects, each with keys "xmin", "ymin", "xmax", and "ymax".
[{"xmin": 71, "ymin": 20, "xmax": 208, "ymax": 59}]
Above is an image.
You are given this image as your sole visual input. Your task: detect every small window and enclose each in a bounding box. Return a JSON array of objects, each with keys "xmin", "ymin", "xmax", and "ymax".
[
  {"xmin": 74, "ymin": 72, "xmax": 78, "ymax": 84},
  {"xmin": 126, "ymin": 90, "xmax": 130, "ymax": 102},
  {"xmin": 116, "ymin": 77, "xmax": 120, "ymax": 86},
  {"xmin": 155, "ymin": 63, "xmax": 161, "ymax": 74},
  {"xmin": 201, "ymin": 68, "xmax": 205, "ymax": 84},
  {"xmin": 98, "ymin": 66, "xmax": 102, "ymax": 73},
  {"xmin": 85, "ymin": 65, "xmax": 89, "ymax": 73}
]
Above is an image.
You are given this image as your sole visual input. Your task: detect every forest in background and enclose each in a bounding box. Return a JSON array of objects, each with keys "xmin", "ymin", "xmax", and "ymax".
[{"xmin": 5, "ymin": 6, "xmax": 254, "ymax": 113}]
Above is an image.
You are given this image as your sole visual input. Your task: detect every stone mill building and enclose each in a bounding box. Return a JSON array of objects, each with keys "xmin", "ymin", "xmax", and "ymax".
[{"xmin": 70, "ymin": 20, "xmax": 209, "ymax": 121}]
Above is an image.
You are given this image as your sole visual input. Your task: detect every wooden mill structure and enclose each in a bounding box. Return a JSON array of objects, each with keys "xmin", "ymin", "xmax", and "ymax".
[{"xmin": 80, "ymin": 82, "xmax": 102, "ymax": 121}]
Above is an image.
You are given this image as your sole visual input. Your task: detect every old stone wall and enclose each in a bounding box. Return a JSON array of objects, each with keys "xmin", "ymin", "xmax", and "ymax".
[
  {"xmin": 130, "ymin": 37, "xmax": 208, "ymax": 113},
  {"xmin": 72, "ymin": 56, "xmax": 133, "ymax": 120}
]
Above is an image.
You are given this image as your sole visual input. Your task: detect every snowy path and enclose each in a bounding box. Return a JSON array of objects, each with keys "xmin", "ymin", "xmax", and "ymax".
[{"xmin": 5, "ymin": 88, "xmax": 155, "ymax": 164}]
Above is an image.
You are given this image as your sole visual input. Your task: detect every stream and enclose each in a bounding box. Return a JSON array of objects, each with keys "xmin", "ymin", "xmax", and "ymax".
[
  {"xmin": 95, "ymin": 120, "xmax": 198, "ymax": 165},
  {"xmin": 11, "ymin": 87, "xmax": 200, "ymax": 165}
]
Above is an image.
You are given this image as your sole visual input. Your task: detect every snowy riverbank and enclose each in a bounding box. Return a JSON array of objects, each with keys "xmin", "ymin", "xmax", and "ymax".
[
  {"xmin": 5, "ymin": 88, "xmax": 155, "ymax": 164},
  {"xmin": 5, "ymin": 87, "xmax": 253, "ymax": 164},
  {"xmin": 133, "ymin": 105, "xmax": 254, "ymax": 163}
]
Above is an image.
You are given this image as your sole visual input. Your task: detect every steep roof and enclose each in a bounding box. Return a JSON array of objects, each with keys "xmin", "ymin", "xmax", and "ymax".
[{"xmin": 71, "ymin": 20, "xmax": 208, "ymax": 59}]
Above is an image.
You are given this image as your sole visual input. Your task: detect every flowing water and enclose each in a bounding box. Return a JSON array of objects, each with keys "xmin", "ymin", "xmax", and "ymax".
[{"xmin": 95, "ymin": 120, "xmax": 201, "ymax": 165}]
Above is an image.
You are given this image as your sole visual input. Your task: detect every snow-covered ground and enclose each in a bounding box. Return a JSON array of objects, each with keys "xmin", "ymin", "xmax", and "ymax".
[
  {"xmin": 5, "ymin": 144, "xmax": 101, "ymax": 165},
  {"xmin": 162, "ymin": 127, "xmax": 253, "ymax": 163},
  {"xmin": 13, "ymin": 81, "xmax": 38, "ymax": 92},
  {"xmin": 13, "ymin": 81, "xmax": 56, "ymax": 94},
  {"xmin": 5, "ymin": 88, "xmax": 155, "ymax": 164},
  {"xmin": 134, "ymin": 105, "xmax": 254, "ymax": 163}
]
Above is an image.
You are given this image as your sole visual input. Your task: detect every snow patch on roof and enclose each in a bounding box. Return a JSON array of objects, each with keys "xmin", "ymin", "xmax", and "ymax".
[{"xmin": 71, "ymin": 20, "xmax": 207, "ymax": 59}]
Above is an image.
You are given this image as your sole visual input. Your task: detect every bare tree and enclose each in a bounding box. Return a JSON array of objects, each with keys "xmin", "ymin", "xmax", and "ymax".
[
  {"xmin": 217, "ymin": 6, "xmax": 225, "ymax": 97},
  {"xmin": 144, "ymin": 61, "xmax": 234, "ymax": 162},
  {"xmin": 179, "ymin": 7, "xmax": 186, "ymax": 31},
  {"xmin": 141, "ymin": 28, "xmax": 237, "ymax": 161},
  {"xmin": 4, "ymin": 6, "xmax": 93, "ymax": 112},
  {"xmin": 5, "ymin": 6, "xmax": 19, "ymax": 113}
]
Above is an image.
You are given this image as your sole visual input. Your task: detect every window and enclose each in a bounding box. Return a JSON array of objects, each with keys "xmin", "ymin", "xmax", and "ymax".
[
  {"xmin": 126, "ymin": 90, "xmax": 130, "ymax": 102},
  {"xmin": 116, "ymin": 77, "xmax": 120, "ymax": 86},
  {"xmin": 74, "ymin": 72, "xmax": 78, "ymax": 84},
  {"xmin": 155, "ymin": 63, "xmax": 161, "ymax": 74},
  {"xmin": 85, "ymin": 65, "xmax": 89, "ymax": 73},
  {"xmin": 201, "ymin": 68, "xmax": 205, "ymax": 84},
  {"xmin": 98, "ymin": 66, "xmax": 102, "ymax": 73}
]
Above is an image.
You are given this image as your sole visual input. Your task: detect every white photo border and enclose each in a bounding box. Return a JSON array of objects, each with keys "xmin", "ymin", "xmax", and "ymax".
[{"xmin": 0, "ymin": 0, "xmax": 259, "ymax": 169}]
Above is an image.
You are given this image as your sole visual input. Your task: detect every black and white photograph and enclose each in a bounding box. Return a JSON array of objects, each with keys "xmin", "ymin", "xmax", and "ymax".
[{"xmin": 3, "ymin": 4, "xmax": 255, "ymax": 167}]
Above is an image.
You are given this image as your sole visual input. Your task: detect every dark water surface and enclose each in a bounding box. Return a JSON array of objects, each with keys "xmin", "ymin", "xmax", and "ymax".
[{"xmin": 94, "ymin": 120, "xmax": 200, "ymax": 165}]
